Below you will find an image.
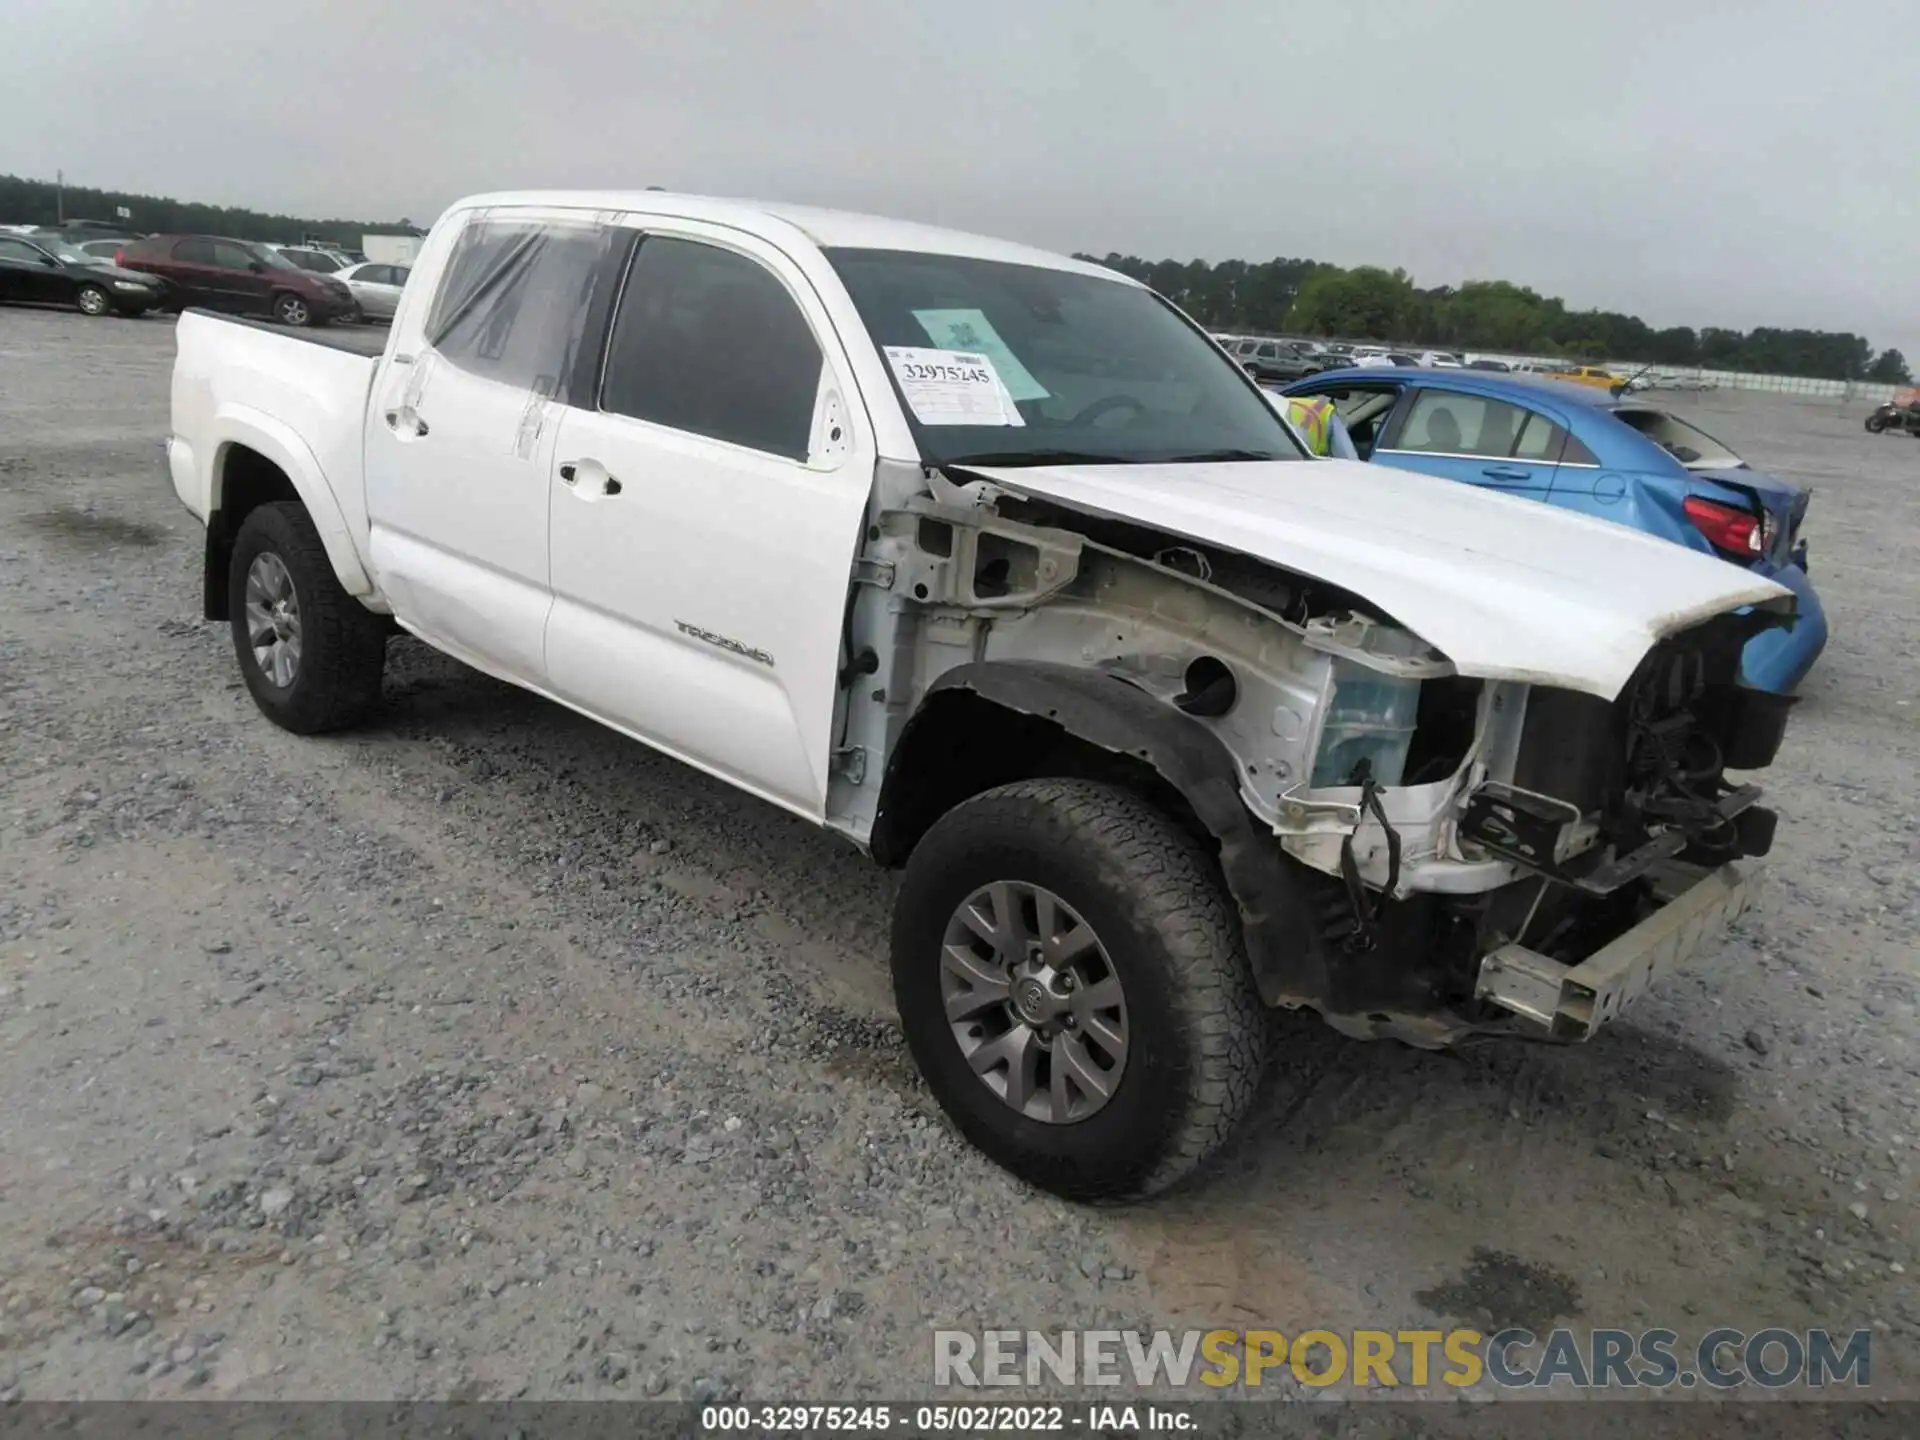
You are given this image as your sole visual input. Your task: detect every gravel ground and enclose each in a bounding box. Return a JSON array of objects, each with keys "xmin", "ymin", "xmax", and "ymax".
[{"xmin": 0, "ymin": 307, "xmax": 1915, "ymax": 1409}]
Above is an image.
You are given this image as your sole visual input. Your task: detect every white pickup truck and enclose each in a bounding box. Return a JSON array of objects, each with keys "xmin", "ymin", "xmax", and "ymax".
[{"xmin": 168, "ymin": 191, "xmax": 1801, "ymax": 1201}]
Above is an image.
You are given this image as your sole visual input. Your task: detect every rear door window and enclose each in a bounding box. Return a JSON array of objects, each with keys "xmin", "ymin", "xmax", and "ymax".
[
  {"xmin": 426, "ymin": 217, "xmax": 622, "ymax": 396},
  {"xmin": 1389, "ymin": 390, "xmax": 1534, "ymax": 457},
  {"xmin": 597, "ymin": 235, "xmax": 824, "ymax": 463}
]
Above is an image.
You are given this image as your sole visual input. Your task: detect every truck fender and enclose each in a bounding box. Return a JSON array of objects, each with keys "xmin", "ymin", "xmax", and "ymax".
[
  {"xmin": 871, "ymin": 660, "xmax": 1335, "ymax": 1008},
  {"xmin": 210, "ymin": 404, "xmax": 373, "ymax": 598}
]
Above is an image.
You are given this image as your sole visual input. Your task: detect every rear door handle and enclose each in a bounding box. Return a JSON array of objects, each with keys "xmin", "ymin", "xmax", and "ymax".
[{"xmin": 1481, "ymin": 465, "xmax": 1531, "ymax": 482}]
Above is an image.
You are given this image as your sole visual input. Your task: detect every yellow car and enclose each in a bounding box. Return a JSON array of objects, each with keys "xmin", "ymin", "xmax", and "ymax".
[{"xmin": 1546, "ymin": 363, "xmax": 1625, "ymax": 391}]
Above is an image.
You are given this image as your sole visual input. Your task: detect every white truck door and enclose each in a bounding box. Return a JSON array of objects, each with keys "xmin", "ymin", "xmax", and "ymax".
[
  {"xmin": 544, "ymin": 227, "xmax": 872, "ymax": 820},
  {"xmin": 363, "ymin": 212, "xmax": 619, "ymax": 683}
]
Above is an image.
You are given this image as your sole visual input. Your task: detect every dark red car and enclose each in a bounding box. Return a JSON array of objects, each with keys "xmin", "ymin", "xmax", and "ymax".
[{"xmin": 117, "ymin": 235, "xmax": 356, "ymax": 327}]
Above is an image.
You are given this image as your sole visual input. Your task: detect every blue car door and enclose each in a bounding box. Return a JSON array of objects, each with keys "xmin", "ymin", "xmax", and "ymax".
[{"xmin": 1373, "ymin": 386, "xmax": 1562, "ymax": 498}]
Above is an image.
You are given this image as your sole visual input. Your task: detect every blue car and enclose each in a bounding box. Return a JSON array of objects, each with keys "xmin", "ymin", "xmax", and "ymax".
[{"xmin": 1279, "ymin": 369, "xmax": 1827, "ymax": 693}]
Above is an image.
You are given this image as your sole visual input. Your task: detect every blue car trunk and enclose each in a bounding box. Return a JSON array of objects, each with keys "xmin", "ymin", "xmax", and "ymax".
[{"xmin": 1688, "ymin": 467, "xmax": 1808, "ymax": 569}]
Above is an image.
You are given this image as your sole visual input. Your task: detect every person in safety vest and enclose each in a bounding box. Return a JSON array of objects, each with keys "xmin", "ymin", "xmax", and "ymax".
[{"xmin": 1282, "ymin": 393, "xmax": 1359, "ymax": 460}]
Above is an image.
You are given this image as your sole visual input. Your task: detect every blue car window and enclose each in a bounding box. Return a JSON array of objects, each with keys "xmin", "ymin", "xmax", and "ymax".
[
  {"xmin": 1393, "ymin": 390, "xmax": 1532, "ymax": 459},
  {"xmin": 1513, "ymin": 411, "xmax": 1568, "ymax": 461},
  {"xmin": 1561, "ymin": 433, "xmax": 1600, "ymax": 466}
]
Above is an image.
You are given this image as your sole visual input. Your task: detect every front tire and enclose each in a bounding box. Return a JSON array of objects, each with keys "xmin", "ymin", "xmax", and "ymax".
[
  {"xmin": 228, "ymin": 502, "xmax": 387, "ymax": 734},
  {"xmin": 273, "ymin": 292, "xmax": 313, "ymax": 327},
  {"xmin": 1866, "ymin": 414, "xmax": 1887, "ymax": 433},
  {"xmin": 75, "ymin": 284, "xmax": 110, "ymax": 317},
  {"xmin": 892, "ymin": 779, "xmax": 1268, "ymax": 1202}
]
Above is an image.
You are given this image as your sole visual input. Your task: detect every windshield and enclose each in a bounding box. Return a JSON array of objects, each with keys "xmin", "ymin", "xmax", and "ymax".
[
  {"xmin": 825, "ymin": 248, "xmax": 1304, "ymax": 466},
  {"xmin": 39, "ymin": 239, "xmax": 97, "ymax": 264},
  {"xmin": 1614, "ymin": 408, "xmax": 1744, "ymax": 469}
]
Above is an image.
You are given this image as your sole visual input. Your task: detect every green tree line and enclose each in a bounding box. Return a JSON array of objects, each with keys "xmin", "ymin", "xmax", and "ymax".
[
  {"xmin": 1078, "ymin": 253, "xmax": 1911, "ymax": 384},
  {"xmin": 0, "ymin": 173, "xmax": 420, "ymax": 249},
  {"xmin": 6, "ymin": 172, "xmax": 1904, "ymax": 382}
]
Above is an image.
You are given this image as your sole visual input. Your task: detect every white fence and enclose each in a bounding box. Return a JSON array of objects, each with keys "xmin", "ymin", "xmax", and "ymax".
[
  {"xmin": 1476, "ymin": 353, "xmax": 1898, "ymax": 405},
  {"xmin": 1222, "ymin": 332, "xmax": 1902, "ymax": 406}
]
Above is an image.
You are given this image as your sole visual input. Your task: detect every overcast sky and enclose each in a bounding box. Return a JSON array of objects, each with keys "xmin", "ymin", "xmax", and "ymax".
[{"xmin": 5, "ymin": 0, "xmax": 1913, "ymax": 357}]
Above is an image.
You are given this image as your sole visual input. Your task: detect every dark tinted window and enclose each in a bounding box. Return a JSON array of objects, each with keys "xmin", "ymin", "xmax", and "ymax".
[
  {"xmin": 172, "ymin": 238, "xmax": 216, "ymax": 264},
  {"xmin": 598, "ymin": 236, "xmax": 823, "ymax": 462},
  {"xmin": 428, "ymin": 218, "xmax": 617, "ymax": 394},
  {"xmin": 208, "ymin": 241, "xmax": 256, "ymax": 270},
  {"xmin": 0, "ymin": 238, "xmax": 47, "ymax": 263}
]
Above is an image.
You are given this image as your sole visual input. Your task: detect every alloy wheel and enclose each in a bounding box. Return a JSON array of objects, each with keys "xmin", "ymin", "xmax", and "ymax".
[
  {"xmin": 244, "ymin": 551, "xmax": 302, "ymax": 687},
  {"xmin": 940, "ymin": 880, "xmax": 1129, "ymax": 1124}
]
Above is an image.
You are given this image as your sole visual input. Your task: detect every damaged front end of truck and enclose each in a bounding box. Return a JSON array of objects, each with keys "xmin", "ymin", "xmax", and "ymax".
[{"xmin": 831, "ymin": 457, "xmax": 1797, "ymax": 1048}]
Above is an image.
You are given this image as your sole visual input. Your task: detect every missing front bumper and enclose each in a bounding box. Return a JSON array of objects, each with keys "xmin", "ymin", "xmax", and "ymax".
[{"xmin": 1474, "ymin": 861, "xmax": 1754, "ymax": 1040}]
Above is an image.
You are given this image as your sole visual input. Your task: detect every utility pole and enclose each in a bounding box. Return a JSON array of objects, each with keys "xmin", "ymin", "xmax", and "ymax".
[{"xmin": 56, "ymin": 169, "xmax": 64, "ymax": 224}]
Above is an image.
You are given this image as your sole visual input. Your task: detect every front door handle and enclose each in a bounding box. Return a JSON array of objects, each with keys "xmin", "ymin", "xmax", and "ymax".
[
  {"xmin": 558, "ymin": 458, "xmax": 621, "ymax": 498},
  {"xmin": 1481, "ymin": 464, "xmax": 1531, "ymax": 482},
  {"xmin": 384, "ymin": 408, "xmax": 428, "ymax": 439}
]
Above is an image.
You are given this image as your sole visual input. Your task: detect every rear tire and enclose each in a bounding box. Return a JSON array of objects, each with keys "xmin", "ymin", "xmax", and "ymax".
[
  {"xmin": 892, "ymin": 779, "xmax": 1268, "ymax": 1202},
  {"xmin": 273, "ymin": 292, "xmax": 313, "ymax": 327},
  {"xmin": 75, "ymin": 284, "xmax": 110, "ymax": 317},
  {"xmin": 228, "ymin": 502, "xmax": 386, "ymax": 734}
]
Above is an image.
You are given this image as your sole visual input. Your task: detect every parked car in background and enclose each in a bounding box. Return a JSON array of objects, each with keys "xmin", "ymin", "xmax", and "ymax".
[
  {"xmin": 118, "ymin": 235, "xmax": 355, "ymax": 326},
  {"xmin": 57, "ymin": 219, "xmax": 143, "ymax": 241},
  {"xmin": 269, "ymin": 245, "xmax": 348, "ymax": 275},
  {"xmin": 1239, "ymin": 339, "xmax": 1321, "ymax": 383},
  {"xmin": 1419, "ymin": 350, "xmax": 1464, "ymax": 369},
  {"xmin": 1355, "ymin": 351, "xmax": 1422, "ymax": 368},
  {"xmin": 330, "ymin": 261, "xmax": 409, "ymax": 321},
  {"xmin": 1283, "ymin": 368, "xmax": 1825, "ymax": 691},
  {"xmin": 1546, "ymin": 363, "xmax": 1626, "ymax": 391},
  {"xmin": 75, "ymin": 238, "xmax": 136, "ymax": 262},
  {"xmin": 1467, "ymin": 357, "xmax": 1512, "ymax": 372},
  {"xmin": 0, "ymin": 233, "xmax": 168, "ymax": 316}
]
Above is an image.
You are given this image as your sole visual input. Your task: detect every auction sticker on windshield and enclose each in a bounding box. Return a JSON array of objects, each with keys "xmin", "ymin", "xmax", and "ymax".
[
  {"xmin": 884, "ymin": 346, "xmax": 1026, "ymax": 426},
  {"xmin": 912, "ymin": 308, "xmax": 1050, "ymax": 401}
]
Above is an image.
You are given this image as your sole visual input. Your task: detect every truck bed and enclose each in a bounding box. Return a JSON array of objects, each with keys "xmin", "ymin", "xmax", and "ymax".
[
  {"xmin": 179, "ymin": 307, "xmax": 390, "ymax": 356},
  {"xmin": 168, "ymin": 308, "xmax": 383, "ymax": 600}
]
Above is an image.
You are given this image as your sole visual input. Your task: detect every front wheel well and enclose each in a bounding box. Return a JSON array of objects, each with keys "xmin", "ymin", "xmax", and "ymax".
[
  {"xmin": 869, "ymin": 690, "xmax": 1209, "ymax": 868},
  {"xmin": 203, "ymin": 443, "xmax": 301, "ymax": 620}
]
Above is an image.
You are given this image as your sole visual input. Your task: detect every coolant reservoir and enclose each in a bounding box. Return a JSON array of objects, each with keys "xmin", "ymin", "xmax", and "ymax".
[{"xmin": 1309, "ymin": 660, "xmax": 1420, "ymax": 788}]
